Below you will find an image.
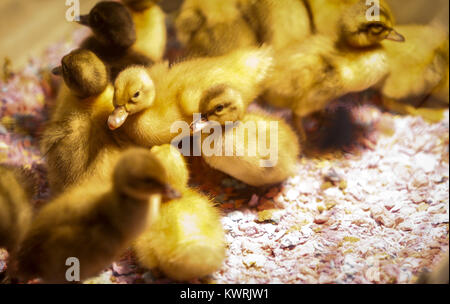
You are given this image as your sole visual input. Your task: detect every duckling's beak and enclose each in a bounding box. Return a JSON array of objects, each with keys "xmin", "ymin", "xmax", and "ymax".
[
  {"xmin": 386, "ymin": 29, "xmax": 405, "ymax": 42},
  {"xmin": 108, "ymin": 106, "xmax": 129, "ymax": 130},
  {"xmin": 190, "ymin": 114, "xmax": 209, "ymax": 133},
  {"xmin": 76, "ymin": 14, "xmax": 90, "ymax": 26},
  {"xmin": 51, "ymin": 66, "xmax": 62, "ymax": 76}
]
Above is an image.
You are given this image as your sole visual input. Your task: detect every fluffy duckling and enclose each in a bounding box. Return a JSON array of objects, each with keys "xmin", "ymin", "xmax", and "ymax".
[
  {"xmin": 15, "ymin": 148, "xmax": 180, "ymax": 283},
  {"xmin": 0, "ymin": 166, "xmax": 32, "ymax": 252},
  {"xmin": 77, "ymin": 1, "xmax": 153, "ymax": 79},
  {"xmin": 133, "ymin": 144, "xmax": 226, "ymax": 281},
  {"xmin": 335, "ymin": 0, "xmax": 404, "ymax": 48},
  {"xmin": 261, "ymin": 0, "xmax": 405, "ymax": 140},
  {"xmin": 244, "ymin": 0, "xmax": 311, "ymax": 51},
  {"xmin": 175, "ymin": 0, "xmax": 313, "ymax": 56},
  {"xmin": 191, "ymin": 85, "xmax": 300, "ymax": 187},
  {"xmin": 262, "ymin": 34, "xmax": 389, "ymax": 140},
  {"xmin": 379, "ymin": 24, "xmax": 449, "ymax": 111},
  {"xmin": 121, "ymin": 0, "xmax": 167, "ymax": 61},
  {"xmin": 175, "ymin": 0, "xmax": 258, "ymax": 57},
  {"xmin": 44, "ymin": 49, "xmax": 122, "ymax": 194},
  {"xmin": 309, "ymin": 0, "xmax": 403, "ymax": 47},
  {"xmin": 109, "ymin": 46, "xmax": 273, "ymax": 147}
]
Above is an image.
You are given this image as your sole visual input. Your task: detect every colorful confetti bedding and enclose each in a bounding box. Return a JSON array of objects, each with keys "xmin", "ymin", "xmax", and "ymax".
[{"xmin": 0, "ymin": 29, "xmax": 448, "ymax": 284}]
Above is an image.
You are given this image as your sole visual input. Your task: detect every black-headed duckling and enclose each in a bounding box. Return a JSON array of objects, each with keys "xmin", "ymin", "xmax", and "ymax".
[
  {"xmin": 44, "ymin": 49, "xmax": 119, "ymax": 194},
  {"xmin": 77, "ymin": 1, "xmax": 153, "ymax": 79}
]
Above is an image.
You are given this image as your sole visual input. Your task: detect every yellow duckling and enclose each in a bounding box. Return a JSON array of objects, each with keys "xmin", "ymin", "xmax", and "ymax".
[
  {"xmin": 262, "ymin": 34, "xmax": 389, "ymax": 140},
  {"xmin": 109, "ymin": 46, "xmax": 273, "ymax": 147},
  {"xmin": 175, "ymin": 0, "xmax": 258, "ymax": 57},
  {"xmin": 378, "ymin": 24, "xmax": 449, "ymax": 122},
  {"xmin": 44, "ymin": 49, "xmax": 122, "ymax": 194},
  {"xmin": 122, "ymin": 0, "xmax": 167, "ymax": 61},
  {"xmin": 244, "ymin": 0, "xmax": 311, "ymax": 51},
  {"xmin": 77, "ymin": 1, "xmax": 153, "ymax": 79},
  {"xmin": 335, "ymin": 0, "xmax": 404, "ymax": 48},
  {"xmin": 191, "ymin": 85, "xmax": 301, "ymax": 187},
  {"xmin": 309, "ymin": 0, "xmax": 403, "ymax": 46},
  {"xmin": 175, "ymin": 0, "xmax": 313, "ymax": 56},
  {"xmin": 133, "ymin": 144, "xmax": 226, "ymax": 281},
  {"xmin": 0, "ymin": 166, "xmax": 32, "ymax": 253},
  {"xmin": 15, "ymin": 148, "xmax": 180, "ymax": 283},
  {"xmin": 262, "ymin": 1, "xmax": 405, "ymax": 140}
]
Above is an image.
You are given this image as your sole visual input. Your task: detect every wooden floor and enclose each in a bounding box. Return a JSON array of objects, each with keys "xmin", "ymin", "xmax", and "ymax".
[
  {"xmin": 0, "ymin": 0, "xmax": 97, "ymax": 69},
  {"xmin": 0, "ymin": 0, "xmax": 448, "ymax": 70}
]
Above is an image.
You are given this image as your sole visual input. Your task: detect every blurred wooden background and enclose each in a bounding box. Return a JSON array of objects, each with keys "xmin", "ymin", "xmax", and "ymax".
[
  {"xmin": 0, "ymin": 0, "xmax": 98, "ymax": 69},
  {"xmin": 0, "ymin": 0, "xmax": 448, "ymax": 70}
]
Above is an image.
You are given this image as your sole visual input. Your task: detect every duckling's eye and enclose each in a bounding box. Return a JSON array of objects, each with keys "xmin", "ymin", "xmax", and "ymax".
[
  {"xmin": 92, "ymin": 12, "xmax": 103, "ymax": 25},
  {"xmin": 369, "ymin": 24, "xmax": 385, "ymax": 34},
  {"xmin": 215, "ymin": 105, "xmax": 224, "ymax": 113},
  {"xmin": 133, "ymin": 91, "xmax": 140, "ymax": 98}
]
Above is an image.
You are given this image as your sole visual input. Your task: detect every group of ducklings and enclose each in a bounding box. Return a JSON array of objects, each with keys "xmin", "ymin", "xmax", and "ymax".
[{"xmin": 0, "ymin": 0, "xmax": 448, "ymax": 283}]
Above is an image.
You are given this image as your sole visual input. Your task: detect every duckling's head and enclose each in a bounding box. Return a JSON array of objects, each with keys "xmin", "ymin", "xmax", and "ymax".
[
  {"xmin": 52, "ymin": 49, "xmax": 109, "ymax": 98},
  {"xmin": 77, "ymin": 1, "xmax": 136, "ymax": 49},
  {"xmin": 192, "ymin": 84, "xmax": 245, "ymax": 132},
  {"xmin": 339, "ymin": 0, "xmax": 405, "ymax": 48},
  {"xmin": 113, "ymin": 148, "xmax": 182, "ymax": 202},
  {"xmin": 108, "ymin": 66, "xmax": 156, "ymax": 130}
]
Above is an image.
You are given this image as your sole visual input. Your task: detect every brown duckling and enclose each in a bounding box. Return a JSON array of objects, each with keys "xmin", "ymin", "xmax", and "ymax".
[
  {"xmin": 109, "ymin": 46, "xmax": 273, "ymax": 147},
  {"xmin": 77, "ymin": 1, "xmax": 153, "ymax": 79},
  {"xmin": 15, "ymin": 148, "xmax": 180, "ymax": 283},
  {"xmin": 133, "ymin": 144, "xmax": 226, "ymax": 281},
  {"xmin": 191, "ymin": 85, "xmax": 301, "ymax": 187},
  {"xmin": 44, "ymin": 49, "xmax": 123, "ymax": 194}
]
